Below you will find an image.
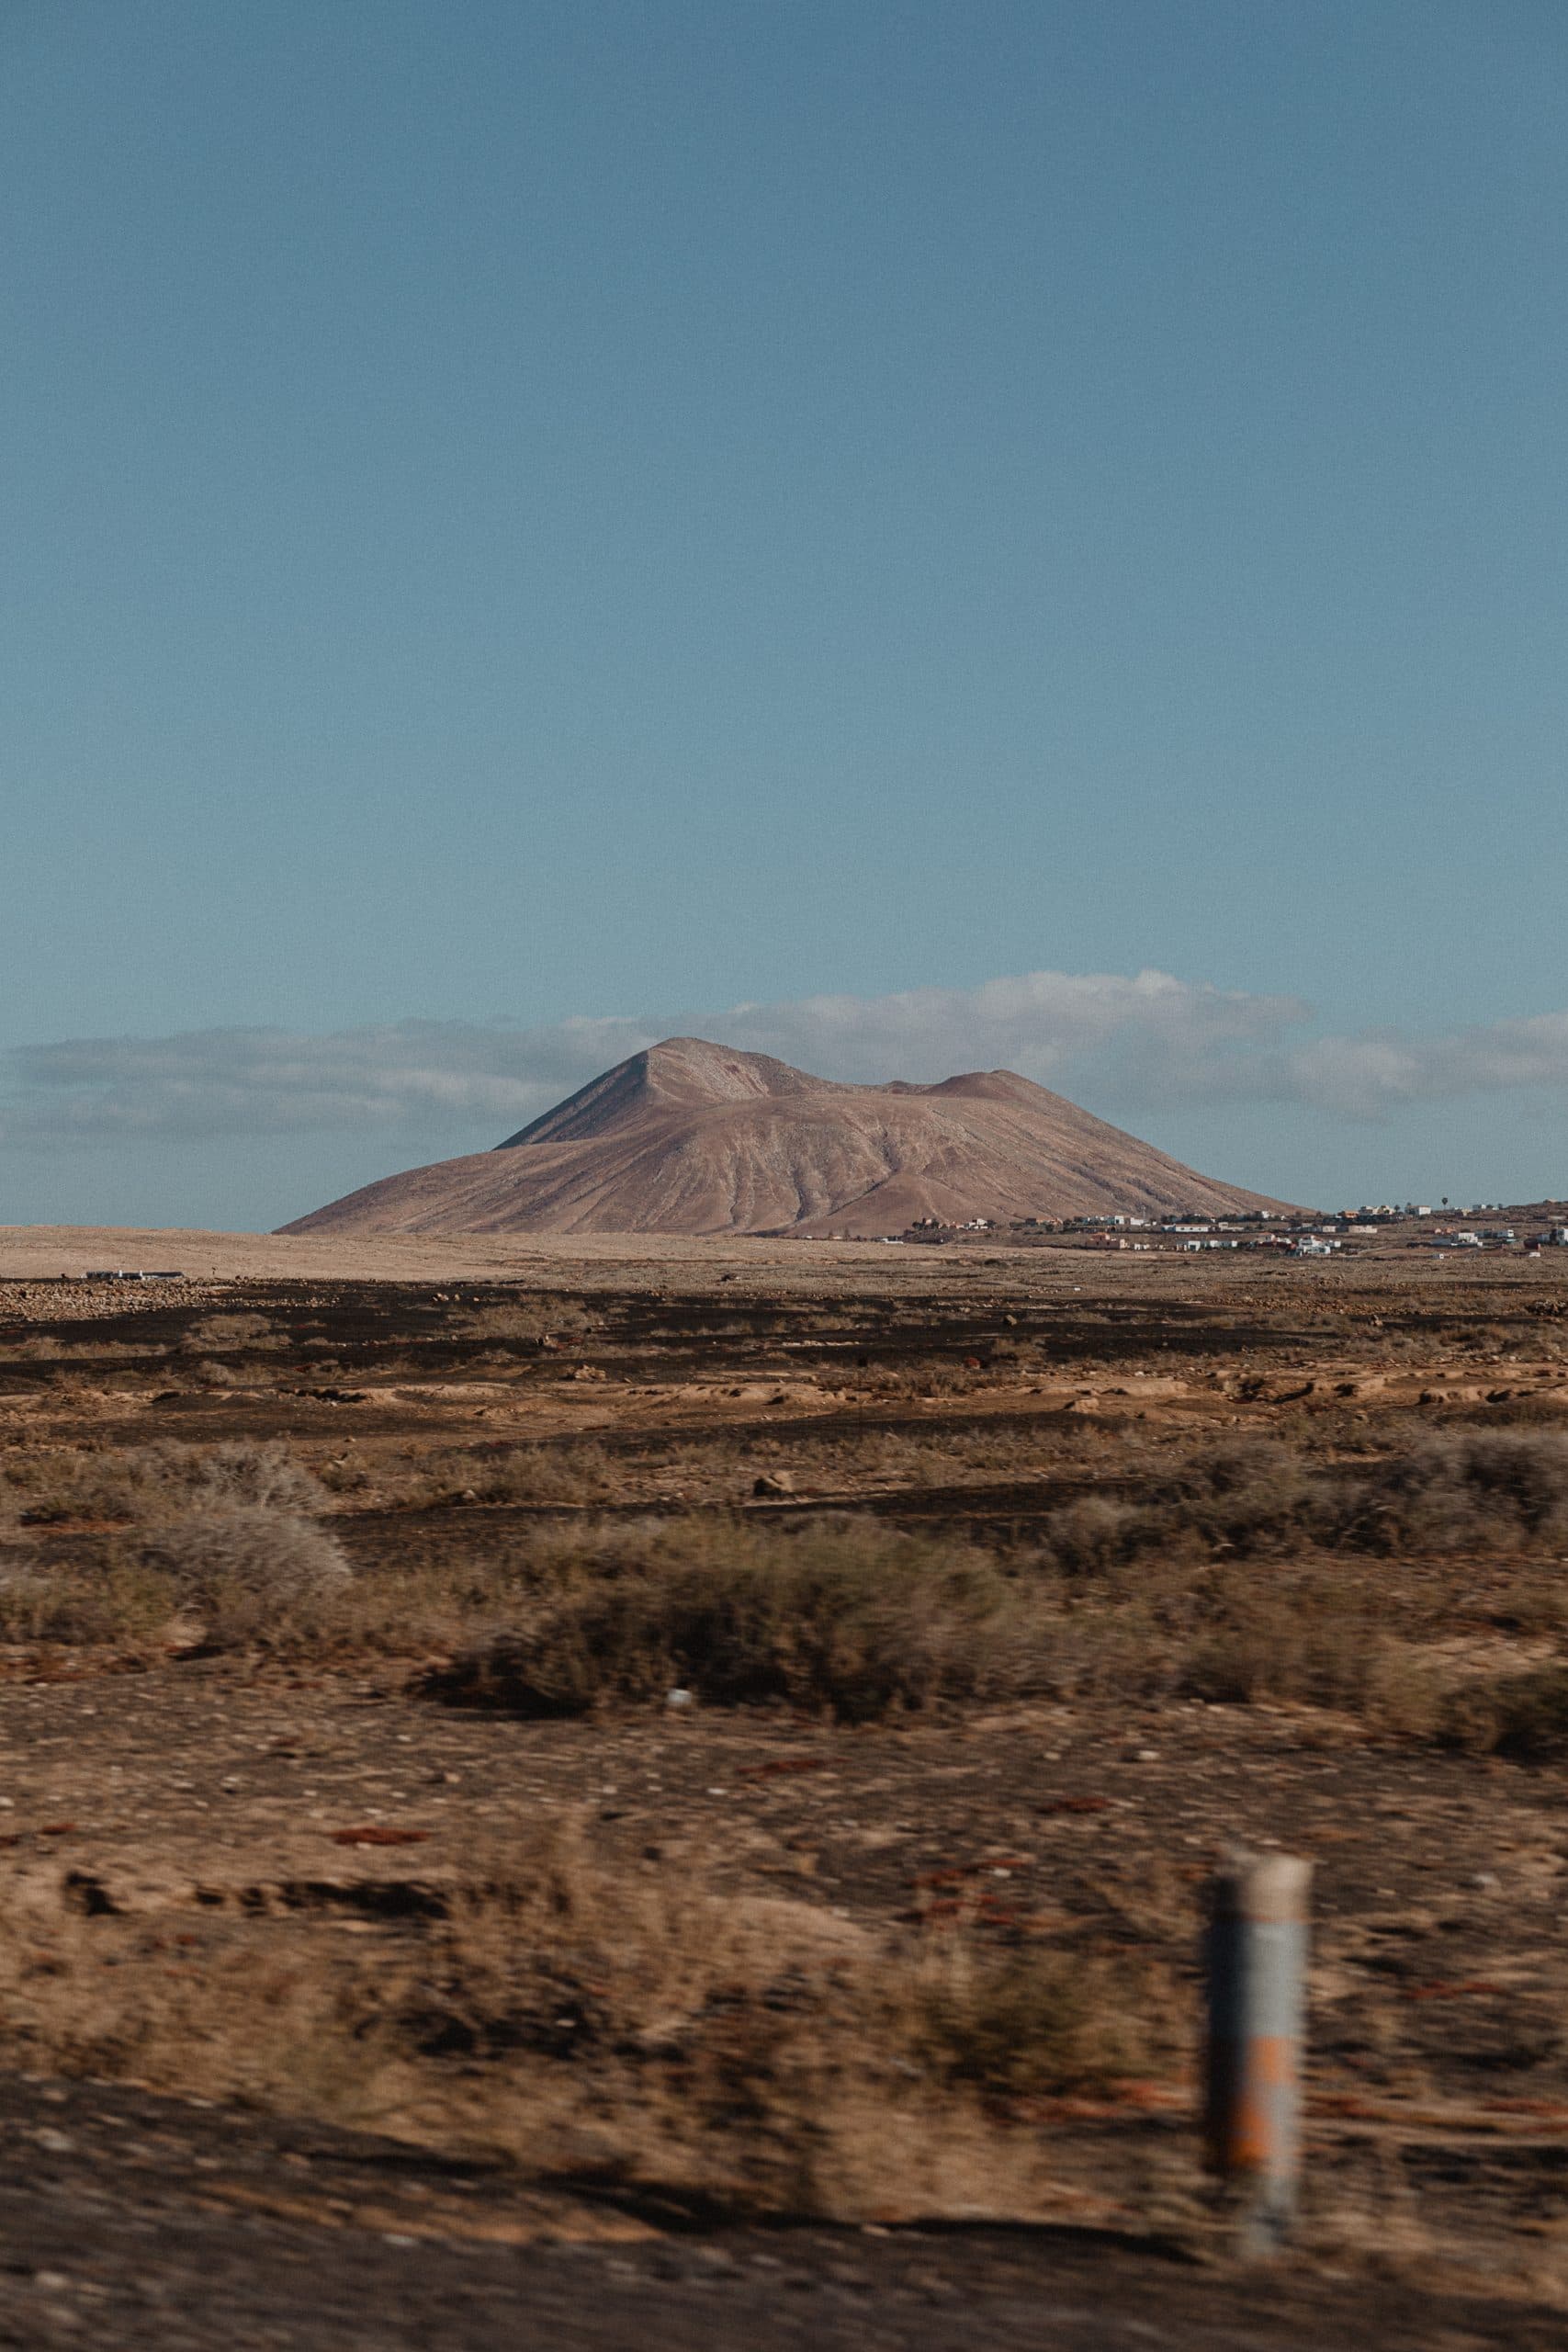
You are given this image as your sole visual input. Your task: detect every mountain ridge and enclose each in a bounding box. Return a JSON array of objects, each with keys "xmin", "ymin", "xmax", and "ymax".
[{"xmin": 282, "ymin": 1036, "xmax": 1301, "ymax": 1238}]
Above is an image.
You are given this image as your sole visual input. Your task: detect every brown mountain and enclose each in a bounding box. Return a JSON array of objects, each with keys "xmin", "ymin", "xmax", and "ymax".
[{"xmin": 281, "ymin": 1036, "xmax": 1298, "ymax": 1238}]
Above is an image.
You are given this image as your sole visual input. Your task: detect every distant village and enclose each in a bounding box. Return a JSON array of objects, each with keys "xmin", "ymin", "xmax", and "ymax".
[{"xmin": 874, "ymin": 1204, "xmax": 1568, "ymax": 1257}]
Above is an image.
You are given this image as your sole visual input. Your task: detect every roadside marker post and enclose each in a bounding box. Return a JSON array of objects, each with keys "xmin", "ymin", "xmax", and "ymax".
[{"xmin": 1203, "ymin": 1851, "xmax": 1312, "ymax": 2256}]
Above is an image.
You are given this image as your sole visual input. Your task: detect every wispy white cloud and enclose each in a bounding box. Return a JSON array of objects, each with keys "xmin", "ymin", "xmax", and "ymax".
[
  {"xmin": 716, "ymin": 970, "xmax": 1306, "ymax": 1099},
  {"xmin": 0, "ymin": 1019, "xmax": 653, "ymax": 1144},
  {"xmin": 3, "ymin": 975, "xmax": 1565, "ymax": 1149},
  {"xmin": 1285, "ymin": 1011, "xmax": 1568, "ymax": 1119}
]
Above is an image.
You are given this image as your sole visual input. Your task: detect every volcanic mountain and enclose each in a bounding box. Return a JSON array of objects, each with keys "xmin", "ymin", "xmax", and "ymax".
[{"xmin": 282, "ymin": 1036, "xmax": 1297, "ymax": 1238}]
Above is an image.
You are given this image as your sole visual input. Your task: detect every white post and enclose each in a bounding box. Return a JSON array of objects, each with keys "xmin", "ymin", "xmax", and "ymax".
[{"xmin": 1204, "ymin": 1851, "xmax": 1312, "ymax": 2256}]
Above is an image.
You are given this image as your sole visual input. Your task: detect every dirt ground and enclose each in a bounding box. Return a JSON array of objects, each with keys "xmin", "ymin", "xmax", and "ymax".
[
  {"xmin": 1, "ymin": 1230, "xmax": 1566, "ymax": 2344},
  {"xmin": 2, "ymin": 2072, "xmax": 1563, "ymax": 2351}
]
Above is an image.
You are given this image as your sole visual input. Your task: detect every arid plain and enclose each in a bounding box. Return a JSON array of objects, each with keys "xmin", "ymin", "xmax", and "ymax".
[{"xmin": 1, "ymin": 1226, "xmax": 1567, "ymax": 2346}]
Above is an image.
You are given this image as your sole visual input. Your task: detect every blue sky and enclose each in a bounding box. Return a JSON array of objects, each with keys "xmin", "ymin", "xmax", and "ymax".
[{"xmin": 2, "ymin": 0, "xmax": 1565, "ymax": 1227}]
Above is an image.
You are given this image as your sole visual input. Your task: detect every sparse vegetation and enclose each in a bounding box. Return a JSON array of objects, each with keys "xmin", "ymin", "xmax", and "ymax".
[
  {"xmin": 0, "ymin": 1549, "xmax": 174, "ymax": 1645},
  {"xmin": 427, "ymin": 1515, "xmax": 1034, "ymax": 1720},
  {"xmin": 3, "ymin": 1249, "xmax": 1568, "ymax": 2285},
  {"xmin": 0, "ymin": 1814, "xmax": 1170, "ymax": 2218},
  {"xmin": 1034, "ymin": 1427, "xmax": 1568, "ymax": 1574},
  {"xmin": 0, "ymin": 1437, "xmax": 330, "ymax": 1530}
]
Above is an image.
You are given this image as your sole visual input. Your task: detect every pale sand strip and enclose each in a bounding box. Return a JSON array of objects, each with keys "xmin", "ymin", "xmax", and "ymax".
[{"xmin": 0, "ymin": 1223, "xmax": 955, "ymax": 1292}]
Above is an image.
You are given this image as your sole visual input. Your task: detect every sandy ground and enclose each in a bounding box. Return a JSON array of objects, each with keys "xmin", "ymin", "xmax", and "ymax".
[
  {"xmin": 7, "ymin": 1217, "xmax": 1565, "ymax": 1303},
  {"xmin": 0, "ymin": 1224, "xmax": 931, "ymax": 1286}
]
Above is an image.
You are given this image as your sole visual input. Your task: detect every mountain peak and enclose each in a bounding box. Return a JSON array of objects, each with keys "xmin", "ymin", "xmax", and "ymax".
[{"xmin": 498, "ymin": 1037, "xmax": 837, "ymax": 1149}]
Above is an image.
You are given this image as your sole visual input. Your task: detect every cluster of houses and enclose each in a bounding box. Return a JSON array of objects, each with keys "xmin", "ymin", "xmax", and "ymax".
[
  {"xmin": 1054, "ymin": 1211, "xmax": 1344, "ymax": 1258},
  {"xmin": 895, "ymin": 1201, "xmax": 1568, "ymax": 1258},
  {"xmin": 1427, "ymin": 1225, "xmax": 1568, "ymax": 1252}
]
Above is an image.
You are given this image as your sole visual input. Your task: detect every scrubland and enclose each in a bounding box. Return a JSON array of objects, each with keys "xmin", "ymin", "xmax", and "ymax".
[{"xmin": 1, "ymin": 1242, "xmax": 1567, "ymax": 2337}]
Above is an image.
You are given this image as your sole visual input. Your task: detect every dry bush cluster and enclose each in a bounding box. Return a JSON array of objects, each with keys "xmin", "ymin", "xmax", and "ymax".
[
  {"xmin": 428, "ymin": 1516, "xmax": 1032, "ymax": 1722},
  {"xmin": 0, "ymin": 1436, "xmax": 328, "ymax": 1527},
  {"xmin": 0, "ymin": 1442, "xmax": 349, "ymax": 1653},
  {"xmin": 1037, "ymin": 1428, "xmax": 1568, "ymax": 1575},
  {"xmin": 411, "ymin": 1451, "xmax": 1568, "ymax": 1743},
  {"xmin": 456, "ymin": 1299, "xmax": 592, "ymax": 1346},
  {"xmin": 2, "ymin": 1426, "xmax": 1566, "ymax": 1744}
]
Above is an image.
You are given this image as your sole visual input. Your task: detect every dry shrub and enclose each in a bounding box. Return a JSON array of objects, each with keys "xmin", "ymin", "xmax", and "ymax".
[
  {"xmin": 1438, "ymin": 1665, "xmax": 1568, "ymax": 1760},
  {"xmin": 1043, "ymin": 1497, "xmax": 1148, "ymax": 1577},
  {"xmin": 393, "ymin": 1818, "xmax": 770, "ymax": 2069},
  {"xmin": 1038, "ymin": 1430, "xmax": 1568, "ymax": 1572},
  {"xmin": 145, "ymin": 1505, "xmax": 351, "ymax": 1647},
  {"xmin": 427, "ymin": 1515, "xmax": 1037, "ymax": 1721},
  {"xmin": 907, "ymin": 1943, "xmax": 1154, "ymax": 2095},
  {"xmin": 183, "ymin": 1441, "xmax": 330, "ymax": 1514},
  {"xmin": 1175, "ymin": 1569, "xmax": 1439, "ymax": 1732},
  {"xmin": 1038, "ymin": 1443, "xmax": 1319, "ymax": 1577},
  {"xmin": 463, "ymin": 1444, "xmax": 611, "ymax": 1506},
  {"xmin": 1, "ymin": 1448, "xmax": 149, "ymax": 1527},
  {"xmin": 1342, "ymin": 1430, "xmax": 1568, "ymax": 1553},
  {"xmin": 1, "ymin": 1439, "xmax": 328, "ymax": 1531},
  {"xmin": 1175, "ymin": 1438, "xmax": 1317, "ymax": 1540},
  {"xmin": 425, "ymin": 1442, "xmax": 612, "ymax": 1510},
  {"xmin": 344, "ymin": 1441, "xmax": 614, "ymax": 1512},
  {"xmin": 181, "ymin": 1311, "xmax": 277, "ymax": 1349},
  {"xmin": 457, "ymin": 1299, "xmax": 590, "ymax": 1344}
]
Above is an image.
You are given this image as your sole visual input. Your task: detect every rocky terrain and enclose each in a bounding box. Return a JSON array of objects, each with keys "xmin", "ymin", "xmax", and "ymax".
[{"xmin": 283, "ymin": 1037, "xmax": 1299, "ymax": 1238}]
